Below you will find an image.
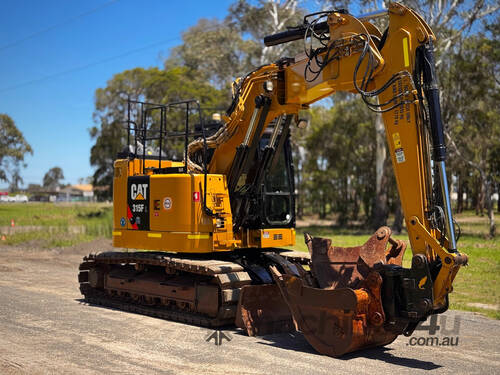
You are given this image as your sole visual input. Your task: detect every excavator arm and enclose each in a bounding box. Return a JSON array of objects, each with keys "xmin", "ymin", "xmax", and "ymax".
[{"xmin": 188, "ymin": 2, "xmax": 467, "ymax": 355}]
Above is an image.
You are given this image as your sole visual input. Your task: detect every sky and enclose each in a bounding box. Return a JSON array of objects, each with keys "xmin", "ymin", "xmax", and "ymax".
[{"xmin": 0, "ymin": 0, "xmax": 235, "ymax": 189}]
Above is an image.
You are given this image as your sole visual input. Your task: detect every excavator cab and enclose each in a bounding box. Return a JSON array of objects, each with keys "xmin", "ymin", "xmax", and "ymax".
[
  {"xmin": 261, "ymin": 128, "xmax": 295, "ymax": 227},
  {"xmin": 235, "ymin": 121, "xmax": 296, "ymax": 230}
]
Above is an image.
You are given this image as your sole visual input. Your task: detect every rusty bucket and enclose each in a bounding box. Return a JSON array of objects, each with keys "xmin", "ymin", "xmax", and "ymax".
[
  {"xmin": 235, "ymin": 284, "xmax": 295, "ymax": 336},
  {"xmin": 271, "ymin": 227, "xmax": 407, "ymax": 357}
]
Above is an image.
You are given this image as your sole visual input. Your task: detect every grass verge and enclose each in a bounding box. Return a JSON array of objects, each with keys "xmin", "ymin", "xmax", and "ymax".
[{"xmin": 0, "ymin": 203, "xmax": 112, "ymax": 248}]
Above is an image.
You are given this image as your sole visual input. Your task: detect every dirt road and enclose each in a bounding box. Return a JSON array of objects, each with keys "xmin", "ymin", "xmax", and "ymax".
[{"xmin": 0, "ymin": 240, "xmax": 499, "ymax": 375}]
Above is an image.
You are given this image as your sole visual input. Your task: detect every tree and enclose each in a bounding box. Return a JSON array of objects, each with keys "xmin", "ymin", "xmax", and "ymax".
[
  {"xmin": 90, "ymin": 66, "xmax": 227, "ymax": 199},
  {"xmin": 43, "ymin": 167, "xmax": 64, "ymax": 190},
  {"xmin": 167, "ymin": 18, "xmax": 253, "ymax": 89},
  {"xmin": 401, "ymin": 0, "xmax": 499, "ymax": 60},
  {"xmin": 0, "ymin": 114, "xmax": 32, "ymax": 185},
  {"xmin": 228, "ymin": 0, "xmax": 304, "ymax": 65},
  {"xmin": 303, "ymin": 96, "xmax": 376, "ymax": 224},
  {"xmin": 167, "ymin": 1, "xmax": 304, "ymax": 90},
  {"xmin": 445, "ymin": 28, "xmax": 500, "ymax": 237},
  {"xmin": 313, "ymin": 0, "xmax": 499, "ymax": 229},
  {"xmin": 8, "ymin": 165, "xmax": 23, "ymax": 192}
]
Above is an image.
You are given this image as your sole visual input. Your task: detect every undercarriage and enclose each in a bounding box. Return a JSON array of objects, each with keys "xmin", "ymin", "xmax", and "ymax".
[{"xmin": 78, "ymin": 249, "xmax": 309, "ymax": 328}]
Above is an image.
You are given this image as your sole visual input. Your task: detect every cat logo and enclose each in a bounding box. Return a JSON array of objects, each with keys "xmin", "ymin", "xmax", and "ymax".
[{"xmin": 130, "ymin": 183, "xmax": 148, "ymax": 200}]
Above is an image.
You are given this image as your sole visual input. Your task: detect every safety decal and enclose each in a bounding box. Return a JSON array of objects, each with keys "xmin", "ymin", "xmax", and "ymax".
[
  {"xmin": 395, "ymin": 148, "xmax": 406, "ymax": 163},
  {"xmin": 163, "ymin": 197, "xmax": 172, "ymax": 210},
  {"xmin": 154, "ymin": 200, "xmax": 160, "ymax": 210},
  {"xmin": 393, "ymin": 132, "xmax": 406, "ymax": 163},
  {"xmin": 402, "ymin": 37, "xmax": 410, "ymax": 68},
  {"xmin": 392, "ymin": 132, "xmax": 401, "ymax": 148}
]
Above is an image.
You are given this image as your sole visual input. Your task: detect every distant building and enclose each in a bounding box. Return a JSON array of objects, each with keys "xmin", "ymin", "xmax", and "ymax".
[{"xmin": 59, "ymin": 184, "xmax": 95, "ymax": 202}]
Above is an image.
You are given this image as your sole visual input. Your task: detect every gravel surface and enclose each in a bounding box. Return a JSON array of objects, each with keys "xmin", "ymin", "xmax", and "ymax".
[{"xmin": 0, "ymin": 240, "xmax": 499, "ymax": 375}]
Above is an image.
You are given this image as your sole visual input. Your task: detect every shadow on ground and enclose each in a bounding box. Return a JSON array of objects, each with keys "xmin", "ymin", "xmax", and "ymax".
[
  {"xmin": 255, "ymin": 331, "xmax": 441, "ymax": 370},
  {"xmin": 78, "ymin": 297, "xmax": 441, "ymax": 370}
]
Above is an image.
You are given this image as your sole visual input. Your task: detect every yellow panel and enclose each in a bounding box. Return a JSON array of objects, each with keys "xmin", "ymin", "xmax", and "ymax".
[
  {"xmin": 149, "ymin": 174, "xmax": 213, "ymax": 233},
  {"xmin": 254, "ymin": 228, "xmax": 296, "ymax": 248},
  {"xmin": 128, "ymin": 159, "xmax": 183, "ymax": 176},
  {"xmin": 113, "ymin": 168, "xmax": 238, "ymax": 252}
]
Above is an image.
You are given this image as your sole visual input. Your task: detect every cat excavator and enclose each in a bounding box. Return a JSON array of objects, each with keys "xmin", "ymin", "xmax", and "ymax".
[{"xmin": 78, "ymin": 3, "xmax": 468, "ymax": 357}]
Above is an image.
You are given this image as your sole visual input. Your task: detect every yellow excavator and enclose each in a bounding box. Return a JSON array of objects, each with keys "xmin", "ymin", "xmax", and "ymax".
[{"xmin": 79, "ymin": 3, "xmax": 468, "ymax": 357}]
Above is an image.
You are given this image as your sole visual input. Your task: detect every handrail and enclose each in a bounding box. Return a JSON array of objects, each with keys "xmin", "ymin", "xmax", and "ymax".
[{"xmin": 122, "ymin": 98, "xmax": 218, "ymax": 218}]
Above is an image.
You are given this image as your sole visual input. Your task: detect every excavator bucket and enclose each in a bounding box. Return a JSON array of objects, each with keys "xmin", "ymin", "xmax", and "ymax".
[
  {"xmin": 235, "ymin": 284, "xmax": 295, "ymax": 336},
  {"xmin": 271, "ymin": 227, "xmax": 407, "ymax": 357}
]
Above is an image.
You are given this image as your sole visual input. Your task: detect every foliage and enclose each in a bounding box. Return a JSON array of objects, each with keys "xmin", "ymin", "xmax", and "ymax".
[
  {"xmin": 166, "ymin": 0, "xmax": 305, "ymax": 90},
  {"xmin": 167, "ymin": 18, "xmax": 254, "ymax": 89},
  {"xmin": 307, "ymin": 0, "xmax": 500, "ymax": 232},
  {"xmin": 43, "ymin": 167, "xmax": 65, "ymax": 189},
  {"xmin": 443, "ymin": 28, "xmax": 500, "ymax": 236},
  {"xmin": 302, "ymin": 96, "xmax": 377, "ymax": 223},
  {"xmin": 0, "ymin": 114, "xmax": 32, "ymax": 185},
  {"xmin": 228, "ymin": 0, "xmax": 305, "ymax": 65}
]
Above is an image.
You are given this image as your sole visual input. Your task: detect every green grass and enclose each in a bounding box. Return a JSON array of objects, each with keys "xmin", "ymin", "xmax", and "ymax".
[
  {"xmin": 0, "ymin": 203, "xmax": 113, "ymax": 248},
  {"xmin": 292, "ymin": 211, "xmax": 500, "ymax": 319}
]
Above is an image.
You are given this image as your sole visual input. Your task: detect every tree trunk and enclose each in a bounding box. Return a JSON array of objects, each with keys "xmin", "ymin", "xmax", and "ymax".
[
  {"xmin": 320, "ymin": 191, "xmax": 326, "ymax": 219},
  {"xmin": 463, "ymin": 184, "xmax": 468, "ymax": 211},
  {"xmin": 497, "ymin": 183, "xmax": 500, "ymax": 214},
  {"xmin": 475, "ymin": 175, "xmax": 485, "ymax": 216},
  {"xmin": 484, "ymin": 178, "xmax": 496, "ymax": 238},
  {"xmin": 488, "ymin": 200, "xmax": 496, "ymax": 238},
  {"xmin": 457, "ymin": 172, "xmax": 464, "ymax": 213},
  {"xmin": 371, "ymin": 113, "xmax": 388, "ymax": 229},
  {"xmin": 391, "ymin": 200, "xmax": 404, "ymax": 234},
  {"xmin": 479, "ymin": 176, "xmax": 485, "ymax": 216}
]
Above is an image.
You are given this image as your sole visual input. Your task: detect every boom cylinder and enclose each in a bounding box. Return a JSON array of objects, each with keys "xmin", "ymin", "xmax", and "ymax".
[{"xmin": 420, "ymin": 40, "xmax": 457, "ymax": 251}]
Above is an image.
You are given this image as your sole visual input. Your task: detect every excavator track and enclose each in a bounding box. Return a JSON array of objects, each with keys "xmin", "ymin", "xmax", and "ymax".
[
  {"xmin": 78, "ymin": 250, "xmax": 309, "ymax": 328},
  {"xmin": 78, "ymin": 251, "xmax": 254, "ymax": 328}
]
